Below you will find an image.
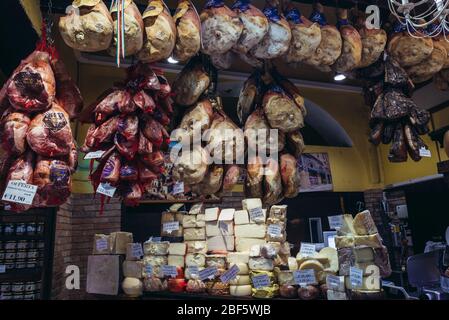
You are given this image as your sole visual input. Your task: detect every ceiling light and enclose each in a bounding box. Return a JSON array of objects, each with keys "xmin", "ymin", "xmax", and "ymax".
[
  {"xmin": 334, "ymin": 74, "xmax": 346, "ymax": 81},
  {"xmin": 167, "ymin": 56, "xmax": 178, "ymax": 64}
]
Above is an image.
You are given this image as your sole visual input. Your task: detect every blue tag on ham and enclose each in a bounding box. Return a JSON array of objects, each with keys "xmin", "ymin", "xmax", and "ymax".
[
  {"xmin": 336, "ymin": 19, "xmax": 349, "ymax": 29},
  {"xmin": 393, "ymin": 22, "xmax": 406, "ymax": 33},
  {"xmin": 263, "ymin": 6, "xmax": 281, "ymax": 23},
  {"xmin": 205, "ymin": 0, "xmax": 224, "ymax": 9},
  {"xmin": 231, "ymin": 0, "xmax": 250, "ymax": 11},
  {"xmin": 285, "ymin": 7, "xmax": 302, "ymax": 24},
  {"xmin": 309, "ymin": 10, "xmax": 327, "ymax": 26},
  {"xmin": 270, "ymin": 85, "xmax": 284, "ymax": 94}
]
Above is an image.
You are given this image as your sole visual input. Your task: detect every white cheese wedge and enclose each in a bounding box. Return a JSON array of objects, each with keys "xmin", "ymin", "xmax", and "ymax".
[
  {"xmin": 182, "ymin": 214, "xmax": 206, "ymax": 228},
  {"xmin": 218, "ymin": 208, "xmax": 235, "ymax": 221},
  {"xmin": 249, "ymin": 245, "xmax": 261, "ymax": 257},
  {"xmin": 168, "ymin": 242, "xmax": 187, "ymax": 256},
  {"xmin": 227, "ymin": 252, "xmax": 250, "ymax": 264},
  {"xmin": 353, "ymin": 210, "xmax": 378, "ymax": 236},
  {"xmin": 242, "ymin": 198, "xmax": 266, "ymax": 224},
  {"xmin": 185, "ymin": 241, "xmax": 207, "ymax": 254},
  {"xmin": 230, "ymin": 285, "xmax": 252, "ymax": 296},
  {"xmin": 123, "ymin": 261, "xmax": 144, "ymax": 278},
  {"xmin": 316, "ymin": 247, "xmax": 339, "ymax": 273},
  {"xmin": 143, "ymin": 241, "xmax": 170, "ymax": 256},
  {"xmin": 338, "ymin": 214, "xmax": 356, "ymax": 235},
  {"xmin": 168, "ymin": 255, "xmax": 185, "ymax": 268},
  {"xmin": 185, "ymin": 253, "xmax": 206, "ymax": 267},
  {"xmin": 183, "ymin": 227, "xmax": 206, "ymax": 241},
  {"xmin": 277, "ymin": 270, "xmax": 295, "ymax": 286},
  {"xmin": 234, "ymin": 210, "xmax": 250, "ymax": 225},
  {"xmin": 354, "ymin": 234, "xmax": 383, "ymax": 248},
  {"xmin": 248, "ymin": 257, "xmax": 274, "ymax": 271},
  {"xmin": 189, "ymin": 203, "xmax": 204, "ymax": 215},
  {"xmin": 207, "ymin": 235, "xmax": 235, "ymax": 252},
  {"xmin": 235, "ymin": 224, "xmax": 266, "ymax": 238},
  {"xmin": 229, "ymin": 275, "xmax": 251, "ymax": 285},
  {"xmin": 206, "ymin": 221, "xmax": 234, "ymax": 236},
  {"xmin": 228, "ymin": 262, "xmax": 249, "ymax": 275},
  {"xmin": 235, "ymin": 238, "xmax": 266, "ymax": 252},
  {"xmin": 288, "ymin": 257, "xmax": 298, "ymax": 271},
  {"xmin": 204, "ymin": 207, "xmax": 220, "ymax": 221}
]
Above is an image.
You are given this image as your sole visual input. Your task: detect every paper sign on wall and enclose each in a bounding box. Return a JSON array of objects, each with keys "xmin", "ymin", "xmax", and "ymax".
[{"xmin": 2, "ymin": 180, "xmax": 37, "ymax": 205}]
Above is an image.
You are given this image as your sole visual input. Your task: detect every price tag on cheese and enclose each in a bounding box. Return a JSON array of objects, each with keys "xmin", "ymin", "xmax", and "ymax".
[
  {"xmin": 199, "ymin": 266, "xmax": 218, "ymax": 281},
  {"xmin": 132, "ymin": 243, "xmax": 143, "ymax": 258},
  {"xmin": 84, "ymin": 150, "xmax": 105, "ymax": 160},
  {"xmin": 267, "ymin": 224, "xmax": 282, "ymax": 237},
  {"xmin": 441, "ymin": 276, "xmax": 449, "ymax": 292},
  {"xmin": 328, "ymin": 215, "xmax": 344, "ymax": 230},
  {"xmin": 189, "ymin": 266, "xmax": 199, "ymax": 278},
  {"xmin": 293, "ymin": 269, "xmax": 317, "ymax": 285},
  {"xmin": 419, "ymin": 147, "xmax": 431, "ymax": 158},
  {"xmin": 249, "ymin": 207, "xmax": 264, "ymax": 221},
  {"xmin": 220, "ymin": 264, "xmax": 240, "ymax": 284},
  {"xmin": 162, "ymin": 265, "xmax": 178, "ymax": 278},
  {"xmin": 0, "ymin": 265, "xmax": 5, "ymax": 273},
  {"xmin": 1, "ymin": 180, "xmax": 37, "ymax": 205},
  {"xmin": 96, "ymin": 238, "xmax": 108, "ymax": 251},
  {"xmin": 327, "ymin": 275, "xmax": 343, "ymax": 291},
  {"xmin": 148, "ymin": 236, "xmax": 161, "ymax": 242},
  {"xmin": 328, "ymin": 235, "xmax": 336, "ymax": 249},
  {"xmin": 350, "ymin": 267, "xmax": 363, "ymax": 288},
  {"xmin": 162, "ymin": 221, "xmax": 180, "ymax": 234},
  {"xmin": 172, "ymin": 181, "xmax": 184, "ymax": 195},
  {"xmin": 145, "ymin": 265, "xmax": 153, "ymax": 275},
  {"xmin": 299, "ymin": 243, "xmax": 316, "ymax": 257},
  {"xmin": 251, "ymin": 274, "xmax": 271, "ymax": 289},
  {"xmin": 96, "ymin": 183, "xmax": 116, "ymax": 198}
]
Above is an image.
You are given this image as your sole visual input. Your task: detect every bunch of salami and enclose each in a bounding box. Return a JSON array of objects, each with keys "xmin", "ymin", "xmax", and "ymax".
[
  {"xmin": 80, "ymin": 63, "xmax": 172, "ymax": 206},
  {"xmin": 0, "ymin": 49, "xmax": 82, "ymax": 212}
]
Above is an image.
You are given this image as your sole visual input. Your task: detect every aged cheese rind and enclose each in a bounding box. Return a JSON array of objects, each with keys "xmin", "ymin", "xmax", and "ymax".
[
  {"xmin": 207, "ymin": 235, "xmax": 235, "ymax": 252},
  {"xmin": 227, "ymin": 252, "xmax": 250, "ymax": 264},
  {"xmin": 235, "ymin": 224, "xmax": 267, "ymax": 238},
  {"xmin": 168, "ymin": 242, "xmax": 187, "ymax": 256},
  {"xmin": 123, "ymin": 261, "xmax": 143, "ymax": 278},
  {"xmin": 335, "ymin": 236, "xmax": 355, "ymax": 248},
  {"xmin": 353, "ymin": 210, "xmax": 378, "ymax": 235},
  {"xmin": 235, "ymin": 237, "xmax": 266, "ymax": 252},
  {"xmin": 185, "ymin": 253, "xmax": 206, "ymax": 267},
  {"xmin": 86, "ymin": 255, "xmax": 120, "ymax": 295},
  {"xmin": 183, "ymin": 227, "xmax": 206, "ymax": 241},
  {"xmin": 168, "ymin": 255, "xmax": 185, "ymax": 268},
  {"xmin": 354, "ymin": 246, "xmax": 375, "ymax": 263},
  {"xmin": 230, "ymin": 284, "xmax": 252, "ymax": 296},
  {"xmin": 185, "ymin": 241, "xmax": 208, "ymax": 254},
  {"xmin": 234, "ymin": 209, "xmax": 250, "ymax": 225},
  {"xmin": 144, "ymin": 241, "xmax": 170, "ymax": 256},
  {"xmin": 111, "ymin": 232, "xmax": 133, "ymax": 254},
  {"xmin": 354, "ymin": 234, "xmax": 383, "ymax": 248},
  {"xmin": 249, "ymin": 257, "xmax": 274, "ymax": 271}
]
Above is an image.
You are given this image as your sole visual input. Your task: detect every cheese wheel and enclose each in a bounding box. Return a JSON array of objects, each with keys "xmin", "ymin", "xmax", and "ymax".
[
  {"xmin": 229, "ymin": 263, "xmax": 249, "ymax": 275},
  {"xmin": 229, "ymin": 275, "xmax": 251, "ymax": 286},
  {"xmin": 230, "ymin": 285, "xmax": 252, "ymax": 296},
  {"xmin": 122, "ymin": 277, "xmax": 143, "ymax": 297}
]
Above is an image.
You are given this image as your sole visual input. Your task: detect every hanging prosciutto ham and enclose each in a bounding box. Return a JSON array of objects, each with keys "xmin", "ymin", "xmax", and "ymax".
[{"xmin": 173, "ymin": 0, "xmax": 201, "ymax": 62}]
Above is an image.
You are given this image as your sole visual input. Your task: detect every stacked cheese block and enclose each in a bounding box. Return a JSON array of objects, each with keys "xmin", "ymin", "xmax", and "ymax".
[
  {"xmin": 206, "ymin": 207, "xmax": 235, "ymax": 253},
  {"xmin": 161, "ymin": 210, "xmax": 184, "ymax": 239},
  {"xmin": 122, "ymin": 242, "xmax": 145, "ymax": 297},
  {"xmin": 87, "ymin": 232, "xmax": 133, "ymax": 296},
  {"xmin": 142, "ymin": 241, "xmax": 169, "ymax": 292},
  {"xmin": 335, "ymin": 210, "xmax": 391, "ymax": 300},
  {"xmin": 205, "ymin": 254, "xmax": 229, "ymax": 295}
]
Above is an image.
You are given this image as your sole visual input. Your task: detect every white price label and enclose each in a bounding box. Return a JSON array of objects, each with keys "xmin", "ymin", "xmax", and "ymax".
[
  {"xmin": 96, "ymin": 238, "xmax": 108, "ymax": 251},
  {"xmin": 2, "ymin": 180, "xmax": 37, "ymax": 205},
  {"xmin": 145, "ymin": 265, "xmax": 153, "ymax": 275},
  {"xmin": 251, "ymin": 274, "xmax": 271, "ymax": 289},
  {"xmin": 220, "ymin": 264, "xmax": 240, "ymax": 284},
  {"xmin": 96, "ymin": 183, "xmax": 116, "ymax": 198},
  {"xmin": 300, "ymin": 243, "xmax": 316, "ymax": 257},
  {"xmin": 172, "ymin": 181, "xmax": 184, "ymax": 195},
  {"xmin": 267, "ymin": 224, "xmax": 282, "ymax": 237},
  {"xmin": 162, "ymin": 221, "xmax": 180, "ymax": 234},
  {"xmin": 328, "ymin": 236, "xmax": 336, "ymax": 249},
  {"xmin": 0, "ymin": 265, "xmax": 5, "ymax": 273},
  {"xmin": 199, "ymin": 266, "xmax": 218, "ymax": 281},
  {"xmin": 84, "ymin": 150, "xmax": 105, "ymax": 160},
  {"xmin": 294, "ymin": 269, "xmax": 317, "ymax": 285},
  {"xmin": 350, "ymin": 267, "xmax": 364, "ymax": 288},
  {"xmin": 249, "ymin": 207, "xmax": 264, "ymax": 221},
  {"xmin": 189, "ymin": 266, "xmax": 199, "ymax": 277},
  {"xmin": 328, "ymin": 215, "xmax": 344, "ymax": 230},
  {"xmin": 162, "ymin": 265, "xmax": 178, "ymax": 278},
  {"xmin": 327, "ymin": 275, "xmax": 342, "ymax": 290},
  {"xmin": 132, "ymin": 243, "xmax": 143, "ymax": 258},
  {"xmin": 419, "ymin": 147, "xmax": 431, "ymax": 158}
]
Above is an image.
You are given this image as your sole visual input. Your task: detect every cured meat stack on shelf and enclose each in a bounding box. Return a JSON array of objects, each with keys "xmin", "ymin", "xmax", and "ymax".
[
  {"xmin": 80, "ymin": 63, "xmax": 172, "ymax": 206},
  {"xmin": 0, "ymin": 38, "xmax": 81, "ymax": 212}
]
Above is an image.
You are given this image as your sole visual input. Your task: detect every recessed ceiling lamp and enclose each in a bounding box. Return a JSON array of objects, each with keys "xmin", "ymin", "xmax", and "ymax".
[
  {"xmin": 167, "ymin": 56, "xmax": 179, "ymax": 64},
  {"xmin": 334, "ymin": 74, "xmax": 346, "ymax": 81}
]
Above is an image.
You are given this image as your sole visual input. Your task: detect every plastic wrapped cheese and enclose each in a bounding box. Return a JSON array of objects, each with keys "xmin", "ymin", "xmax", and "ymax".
[
  {"xmin": 111, "ymin": 232, "xmax": 133, "ymax": 254},
  {"xmin": 251, "ymin": 284, "xmax": 279, "ymax": 298},
  {"xmin": 269, "ymin": 205, "xmax": 287, "ymax": 221},
  {"xmin": 206, "ymin": 281, "xmax": 230, "ymax": 295},
  {"xmin": 185, "ymin": 253, "xmax": 206, "ymax": 267},
  {"xmin": 249, "ymin": 257, "xmax": 274, "ymax": 271},
  {"xmin": 205, "ymin": 255, "xmax": 227, "ymax": 269},
  {"xmin": 185, "ymin": 241, "xmax": 208, "ymax": 254},
  {"xmin": 353, "ymin": 210, "xmax": 378, "ymax": 235},
  {"xmin": 123, "ymin": 261, "xmax": 143, "ymax": 278},
  {"xmin": 122, "ymin": 277, "xmax": 143, "ymax": 297},
  {"xmin": 143, "ymin": 241, "xmax": 170, "ymax": 256},
  {"xmin": 186, "ymin": 279, "xmax": 206, "ymax": 293},
  {"xmin": 143, "ymin": 276, "xmax": 167, "ymax": 292},
  {"xmin": 92, "ymin": 234, "xmax": 112, "ymax": 254}
]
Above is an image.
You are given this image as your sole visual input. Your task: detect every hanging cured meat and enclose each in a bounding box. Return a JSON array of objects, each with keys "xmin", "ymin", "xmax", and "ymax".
[
  {"xmin": 81, "ymin": 63, "xmax": 171, "ymax": 206},
  {"xmin": 251, "ymin": 1, "xmax": 292, "ymax": 60},
  {"xmin": 332, "ymin": 9, "xmax": 362, "ymax": 73},
  {"xmin": 172, "ymin": 146, "xmax": 209, "ymax": 185},
  {"xmin": 172, "ymin": 57, "xmax": 210, "ymax": 106},
  {"xmin": 303, "ymin": 3, "xmax": 342, "ymax": 71},
  {"xmin": 5, "ymin": 50, "xmax": 55, "ymax": 113},
  {"xmin": 280, "ymin": 153, "xmax": 300, "ymax": 198},
  {"xmin": 59, "ymin": 0, "xmax": 113, "ymax": 52},
  {"xmin": 210, "ymin": 51, "xmax": 235, "ymax": 70},
  {"xmin": 138, "ymin": 0, "xmax": 177, "ymax": 63},
  {"xmin": 172, "ymin": 99, "xmax": 214, "ymax": 143},
  {"xmin": 0, "ymin": 109, "xmax": 31, "ymax": 155},
  {"xmin": 200, "ymin": 0, "xmax": 243, "ymax": 55},
  {"xmin": 284, "ymin": 4, "xmax": 321, "ymax": 64},
  {"xmin": 263, "ymin": 157, "xmax": 283, "ymax": 205},
  {"xmin": 172, "ymin": 0, "xmax": 201, "ymax": 62},
  {"xmin": 232, "ymin": 0, "xmax": 269, "ymax": 54},
  {"xmin": 190, "ymin": 165, "xmax": 223, "ymax": 196},
  {"xmin": 222, "ymin": 165, "xmax": 241, "ymax": 192},
  {"xmin": 286, "ymin": 130, "xmax": 305, "ymax": 158},
  {"xmin": 109, "ymin": 0, "xmax": 144, "ymax": 57},
  {"xmin": 237, "ymin": 71, "xmax": 262, "ymax": 126},
  {"xmin": 245, "ymin": 156, "xmax": 264, "ymax": 198},
  {"xmin": 406, "ymin": 39, "xmax": 447, "ymax": 84},
  {"xmin": 244, "ymin": 108, "xmax": 284, "ymax": 154}
]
